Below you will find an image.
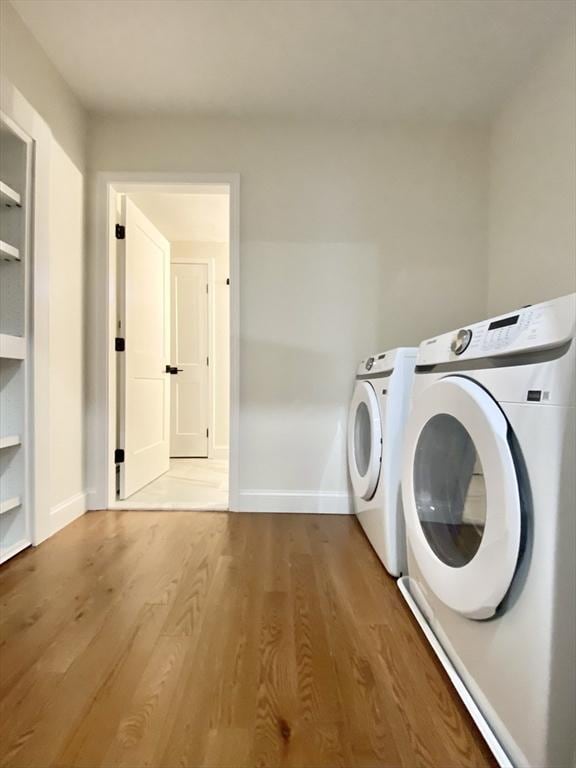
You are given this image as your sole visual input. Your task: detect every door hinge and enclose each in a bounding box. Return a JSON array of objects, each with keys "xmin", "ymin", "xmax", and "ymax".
[
  {"xmin": 206, "ymin": 283, "xmax": 209, "ymax": 293},
  {"xmin": 114, "ymin": 448, "xmax": 125, "ymax": 464},
  {"xmin": 206, "ymin": 356, "xmax": 209, "ymax": 366},
  {"xmin": 206, "ymin": 428, "xmax": 209, "ymax": 438},
  {"xmin": 226, "ymin": 277, "xmax": 230, "ymax": 286},
  {"xmin": 115, "ymin": 337, "xmax": 125, "ymax": 352},
  {"xmin": 115, "ymin": 224, "xmax": 126, "ymax": 240}
]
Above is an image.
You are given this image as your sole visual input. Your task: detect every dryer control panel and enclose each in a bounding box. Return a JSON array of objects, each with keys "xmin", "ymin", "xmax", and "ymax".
[
  {"xmin": 417, "ymin": 293, "xmax": 575, "ymax": 366},
  {"xmin": 356, "ymin": 347, "xmax": 417, "ymax": 377}
]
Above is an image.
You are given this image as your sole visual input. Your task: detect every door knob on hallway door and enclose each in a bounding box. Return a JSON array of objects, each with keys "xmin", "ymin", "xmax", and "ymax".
[{"xmin": 165, "ymin": 365, "xmax": 183, "ymax": 374}]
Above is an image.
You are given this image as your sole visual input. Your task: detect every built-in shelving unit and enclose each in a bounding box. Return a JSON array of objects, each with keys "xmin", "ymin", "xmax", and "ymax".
[{"xmin": 1, "ymin": 112, "xmax": 32, "ymax": 563}]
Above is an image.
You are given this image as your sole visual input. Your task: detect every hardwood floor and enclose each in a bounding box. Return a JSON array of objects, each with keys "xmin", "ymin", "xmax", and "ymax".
[{"xmin": 0, "ymin": 511, "xmax": 496, "ymax": 768}]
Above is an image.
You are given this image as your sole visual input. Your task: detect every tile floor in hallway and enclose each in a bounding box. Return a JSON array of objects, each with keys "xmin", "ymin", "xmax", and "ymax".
[
  {"xmin": 121, "ymin": 458, "xmax": 229, "ymax": 510},
  {"xmin": 0, "ymin": 510, "xmax": 496, "ymax": 768}
]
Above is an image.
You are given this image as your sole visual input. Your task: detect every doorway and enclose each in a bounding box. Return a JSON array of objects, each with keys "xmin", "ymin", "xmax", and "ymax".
[{"xmin": 91, "ymin": 174, "xmax": 240, "ymax": 512}]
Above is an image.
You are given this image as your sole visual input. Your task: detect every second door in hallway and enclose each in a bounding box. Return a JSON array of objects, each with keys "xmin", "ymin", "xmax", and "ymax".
[{"xmin": 170, "ymin": 262, "xmax": 210, "ymax": 457}]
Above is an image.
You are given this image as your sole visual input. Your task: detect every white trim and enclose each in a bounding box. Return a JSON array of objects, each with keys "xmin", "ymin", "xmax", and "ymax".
[
  {"xmin": 109, "ymin": 500, "xmax": 228, "ymax": 512},
  {"xmin": 239, "ymin": 490, "xmax": 352, "ymax": 515},
  {"xmin": 49, "ymin": 491, "xmax": 87, "ymax": 535},
  {"xmin": 397, "ymin": 577, "xmax": 513, "ymax": 768},
  {"xmin": 89, "ymin": 172, "xmax": 240, "ymax": 512}
]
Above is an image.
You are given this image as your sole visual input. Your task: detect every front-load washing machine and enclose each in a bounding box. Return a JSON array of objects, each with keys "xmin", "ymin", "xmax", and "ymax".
[
  {"xmin": 399, "ymin": 293, "xmax": 575, "ymax": 768},
  {"xmin": 347, "ymin": 347, "xmax": 416, "ymax": 576}
]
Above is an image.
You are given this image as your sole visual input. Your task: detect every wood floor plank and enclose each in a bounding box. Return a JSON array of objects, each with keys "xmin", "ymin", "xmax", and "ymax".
[
  {"xmin": 157, "ymin": 554, "xmax": 242, "ymax": 767},
  {"xmin": 102, "ymin": 634, "xmax": 191, "ymax": 767},
  {"xmin": 53, "ymin": 603, "xmax": 169, "ymax": 768},
  {"xmin": 290, "ymin": 553, "xmax": 343, "ymax": 724},
  {"xmin": 202, "ymin": 727, "xmax": 252, "ymax": 768},
  {"xmin": 0, "ymin": 511, "xmax": 496, "ymax": 768},
  {"xmin": 0, "ymin": 514, "xmax": 161, "ymax": 697}
]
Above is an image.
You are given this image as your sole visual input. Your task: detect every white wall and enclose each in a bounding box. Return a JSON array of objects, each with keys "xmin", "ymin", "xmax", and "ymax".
[
  {"xmin": 89, "ymin": 117, "xmax": 489, "ymax": 512},
  {"xmin": 171, "ymin": 241, "xmax": 230, "ymax": 458},
  {"xmin": 48, "ymin": 143, "xmax": 86, "ymax": 527},
  {"xmin": 0, "ymin": 2, "xmax": 86, "ymax": 168},
  {"xmin": 487, "ymin": 31, "xmax": 576, "ymax": 315},
  {"xmin": 1, "ymin": 2, "xmax": 88, "ymax": 535}
]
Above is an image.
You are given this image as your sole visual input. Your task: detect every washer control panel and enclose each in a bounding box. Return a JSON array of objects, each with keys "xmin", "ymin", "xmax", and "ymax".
[{"xmin": 417, "ymin": 294, "xmax": 575, "ymax": 366}]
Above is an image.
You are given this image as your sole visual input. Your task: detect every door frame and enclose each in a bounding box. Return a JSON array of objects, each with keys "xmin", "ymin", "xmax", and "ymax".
[{"xmin": 89, "ymin": 172, "xmax": 240, "ymax": 511}]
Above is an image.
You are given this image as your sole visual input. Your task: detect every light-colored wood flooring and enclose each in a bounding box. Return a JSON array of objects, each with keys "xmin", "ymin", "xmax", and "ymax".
[{"xmin": 0, "ymin": 511, "xmax": 495, "ymax": 768}]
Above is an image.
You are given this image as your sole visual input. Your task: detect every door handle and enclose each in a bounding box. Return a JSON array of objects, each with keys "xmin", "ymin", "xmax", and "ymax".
[{"xmin": 165, "ymin": 365, "xmax": 183, "ymax": 375}]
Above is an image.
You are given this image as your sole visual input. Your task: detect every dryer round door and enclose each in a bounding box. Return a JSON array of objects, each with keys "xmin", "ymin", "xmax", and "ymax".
[
  {"xmin": 402, "ymin": 376, "xmax": 522, "ymax": 619},
  {"xmin": 348, "ymin": 381, "xmax": 382, "ymax": 501}
]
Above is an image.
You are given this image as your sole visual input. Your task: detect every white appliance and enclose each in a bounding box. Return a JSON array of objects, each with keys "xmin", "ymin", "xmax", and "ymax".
[
  {"xmin": 347, "ymin": 347, "xmax": 417, "ymax": 575},
  {"xmin": 399, "ymin": 294, "xmax": 576, "ymax": 768}
]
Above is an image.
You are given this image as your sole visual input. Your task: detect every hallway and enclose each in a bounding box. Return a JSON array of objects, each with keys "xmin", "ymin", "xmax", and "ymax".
[{"xmin": 121, "ymin": 459, "xmax": 229, "ymax": 510}]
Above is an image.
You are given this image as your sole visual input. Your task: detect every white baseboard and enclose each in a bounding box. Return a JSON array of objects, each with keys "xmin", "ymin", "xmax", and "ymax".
[
  {"xmin": 238, "ymin": 490, "xmax": 352, "ymax": 515},
  {"xmin": 110, "ymin": 501, "xmax": 228, "ymax": 512},
  {"xmin": 86, "ymin": 488, "xmax": 103, "ymax": 511},
  {"xmin": 212, "ymin": 446, "xmax": 229, "ymax": 460},
  {"xmin": 49, "ymin": 491, "xmax": 87, "ymax": 536}
]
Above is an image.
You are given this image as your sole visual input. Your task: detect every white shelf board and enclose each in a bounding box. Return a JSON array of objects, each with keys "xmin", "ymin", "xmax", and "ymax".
[
  {"xmin": 0, "ymin": 334, "xmax": 26, "ymax": 360},
  {"xmin": 0, "ymin": 181, "xmax": 21, "ymax": 207},
  {"xmin": 0, "ymin": 496, "xmax": 22, "ymax": 516},
  {"xmin": 0, "ymin": 435, "xmax": 21, "ymax": 450},
  {"xmin": 0, "ymin": 537, "xmax": 30, "ymax": 565},
  {"xmin": 0, "ymin": 240, "xmax": 20, "ymax": 261}
]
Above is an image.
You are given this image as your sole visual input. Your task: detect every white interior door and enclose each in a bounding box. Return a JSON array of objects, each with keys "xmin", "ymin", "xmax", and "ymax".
[
  {"xmin": 170, "ymin": 262, "xmax": 210, "ymax": 457},
  {"xmin": 118, "ymin": 198, "xmax": 171, "ymax": 499}
]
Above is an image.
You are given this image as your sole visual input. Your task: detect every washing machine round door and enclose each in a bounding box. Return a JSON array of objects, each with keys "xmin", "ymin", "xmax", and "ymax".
[
  {"xmin": 402, "ymin": 376, "xmax": 522, "ymax": 619},
  {"xmin": 348, "ymin": 381, "xmax": 382, "ymax": 501}
]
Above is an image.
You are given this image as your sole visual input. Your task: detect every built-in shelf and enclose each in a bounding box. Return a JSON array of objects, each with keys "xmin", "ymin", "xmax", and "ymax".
[
  {"xmin": 0, "ymin": 240, "xmax": 20, "ymax": 262},
  {"xmin": 0, "ymin": 497, "xmax": 22, "ymax": 516},
  {"xmin": 0, "ymin": 333, "xmax": 26, "ymax": 360},
  {"xmin": 0, "ymin": 181, "xmax": 21, "ymax": 207},
  {"xmin": 0, "ymin": 435, "xmax": 21, "ymax": 450},
  {"xmin": 1, "ymin": 106, "xmax": 32, "ymax": 562}
]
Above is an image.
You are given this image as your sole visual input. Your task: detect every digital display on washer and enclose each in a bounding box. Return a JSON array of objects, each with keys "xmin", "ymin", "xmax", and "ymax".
[{"xmin": 488, "ymin": 314, "xmax": 519, "ymax": 331}]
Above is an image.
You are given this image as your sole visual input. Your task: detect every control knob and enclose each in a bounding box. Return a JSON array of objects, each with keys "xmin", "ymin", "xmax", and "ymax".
[
  {"xmin": 451, "ymin": 329, "xmax": 472, "ymax": 356},
  {"xmin": 365, "ymin": 356, "xmax": 375, "ymax": 371}
]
